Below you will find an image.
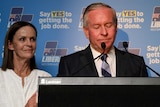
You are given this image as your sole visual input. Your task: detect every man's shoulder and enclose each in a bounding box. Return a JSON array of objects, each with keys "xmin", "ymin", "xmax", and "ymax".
[{"xmin": 115, "ymin": 47, "xmax": 143, "ymax": 59}]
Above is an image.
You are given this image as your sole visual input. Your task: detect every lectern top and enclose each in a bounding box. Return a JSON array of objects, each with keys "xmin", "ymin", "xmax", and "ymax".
[{"xmin": 38, "ymin": 77, "xmax": 160, "ymax": 85}]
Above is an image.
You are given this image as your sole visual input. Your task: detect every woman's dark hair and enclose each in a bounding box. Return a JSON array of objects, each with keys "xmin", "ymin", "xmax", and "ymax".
[{"xmin": 1, "ymin": 21, "xmax": 37, "ymax": 71}]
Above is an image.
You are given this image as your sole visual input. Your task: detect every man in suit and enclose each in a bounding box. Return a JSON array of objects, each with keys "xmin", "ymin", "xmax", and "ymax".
[{"xmin": 57, "ymin": 2, "xmax": 148, "ymax": 77}]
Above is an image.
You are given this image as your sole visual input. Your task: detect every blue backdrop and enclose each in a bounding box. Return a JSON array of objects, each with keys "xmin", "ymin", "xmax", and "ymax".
[{"xmin": 0, "ymin": 0, "xmax": 160, "ymax": 77}]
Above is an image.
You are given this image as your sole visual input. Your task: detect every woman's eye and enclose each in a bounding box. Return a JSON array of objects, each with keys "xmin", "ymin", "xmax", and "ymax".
[
  {"xmin": 30, "ymin": 37, "xmax": 36, "ymax": 41},
  {"xmin": 19, "ymin": 38, "xmax": 25, "ymax": 41}
]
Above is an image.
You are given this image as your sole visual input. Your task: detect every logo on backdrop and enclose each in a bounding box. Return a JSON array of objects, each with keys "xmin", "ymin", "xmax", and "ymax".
[
  {"xmin": 150, "ymin": 6, "xmax": 160, "ymax": 31},
  {"xmin": 7, "ymin": 7, "xmax": 33, "ymax": 28},
  {"xmin": 42, "ymin": 41, "xmax": 67, "ymax": 65},
  {"xmin": 78, "ymin": 7, "xmax": 86, "ymax": 30}
]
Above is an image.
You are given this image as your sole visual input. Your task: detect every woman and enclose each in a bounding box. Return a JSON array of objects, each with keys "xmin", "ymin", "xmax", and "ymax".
[{"xmin": 0, "ymin": 21, "xmax": 51, "ymax": 107}]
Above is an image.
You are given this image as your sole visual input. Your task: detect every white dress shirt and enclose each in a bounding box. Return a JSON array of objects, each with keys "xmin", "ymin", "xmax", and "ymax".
[
  {"xmin": 0, "ymin": 69, "xmax": 51, "ymax": 107},
  {"xmin": 90, "ymin": 45, "xmax": 116, "ymax": 77}
]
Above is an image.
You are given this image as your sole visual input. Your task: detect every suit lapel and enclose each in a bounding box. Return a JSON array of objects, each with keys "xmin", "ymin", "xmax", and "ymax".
[
  {"xmin": 115, "ymin": 47, "xmax": 126, "ymax": 76},
  {"xmin": 79, "ymin": 46, "xmax": 98, "ymax": 76}
]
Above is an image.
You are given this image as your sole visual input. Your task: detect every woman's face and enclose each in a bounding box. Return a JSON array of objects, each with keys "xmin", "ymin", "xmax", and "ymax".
[{"xmin": 8, "ymin": 26, "xmax": 36, "ymax": 60}]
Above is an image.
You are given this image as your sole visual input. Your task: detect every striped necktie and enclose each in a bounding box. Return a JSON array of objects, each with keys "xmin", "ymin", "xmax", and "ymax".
[{"xmin": 101, "ymin": 54, "xmax": 111, "ymax": 77}]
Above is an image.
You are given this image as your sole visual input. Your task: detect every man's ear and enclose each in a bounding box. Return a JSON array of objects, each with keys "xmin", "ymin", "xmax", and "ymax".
[
  {"xmin": 83, "ymin": 26, "xmax": 89, "ymax": 39},
  {"xmin": 8, "ymin": 40, "xmax": 14, "ymax": 50}
]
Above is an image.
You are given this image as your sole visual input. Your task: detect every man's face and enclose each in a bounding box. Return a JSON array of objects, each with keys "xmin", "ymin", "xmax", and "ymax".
[{"xmin": 83, "ymin": 7, "xmax": 117, "ymax": 53}]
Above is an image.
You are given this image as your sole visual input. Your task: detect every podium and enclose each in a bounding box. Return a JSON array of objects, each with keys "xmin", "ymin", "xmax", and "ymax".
[{"xmin": 38, "ymin": 77, "xmax": 160, "ymax": 107}]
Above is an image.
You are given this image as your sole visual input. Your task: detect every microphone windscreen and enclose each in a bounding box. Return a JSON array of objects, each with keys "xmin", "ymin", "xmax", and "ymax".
[
  {"xmin": 101, "ymin": 42, "xmax": 106, "ymax": 50},
  {"xmin": 123, "ymin": 42, "xmax": 128, "ymax": 48}
]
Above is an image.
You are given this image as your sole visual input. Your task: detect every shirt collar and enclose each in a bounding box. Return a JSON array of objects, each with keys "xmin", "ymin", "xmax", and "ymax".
[{"xmin": 90, "ymin": 45, "xmax": 115, "ymax": 59}]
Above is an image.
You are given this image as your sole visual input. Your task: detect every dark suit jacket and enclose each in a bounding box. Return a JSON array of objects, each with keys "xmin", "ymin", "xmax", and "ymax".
[{"xmin": 57, "ymin": 45, "xmax": 148, "ymax": 77}]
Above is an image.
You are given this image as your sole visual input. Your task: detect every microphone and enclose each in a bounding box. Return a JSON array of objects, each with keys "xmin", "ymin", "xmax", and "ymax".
[
  {"xmin": 101, "ymin": 42, "xmax": 106, "ymax": 50},
  {"xmin": 122, "ymin": 41, "xmax": 160, "ymax": 77},
  {"xmin": 72, "ymin": 42, "xmax": 106, "ymax": 75}
]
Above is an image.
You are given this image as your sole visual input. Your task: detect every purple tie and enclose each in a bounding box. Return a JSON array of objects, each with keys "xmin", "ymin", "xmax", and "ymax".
[{"xmin": 101, "ymin": 54, "xmax": 111, "ymax": 77}]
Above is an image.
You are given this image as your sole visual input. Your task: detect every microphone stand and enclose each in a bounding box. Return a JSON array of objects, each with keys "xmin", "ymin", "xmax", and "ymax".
[
  {"xmin": 145, "ymin": 65, "xmax": 160, "ymax": 77},
  {"xmin": 122, "ymin": 41, "xmax": 160, "ymax": 77},
  {"xmin": 72, "ymin": 43, "xmax": 106, "ymax": 75}
]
